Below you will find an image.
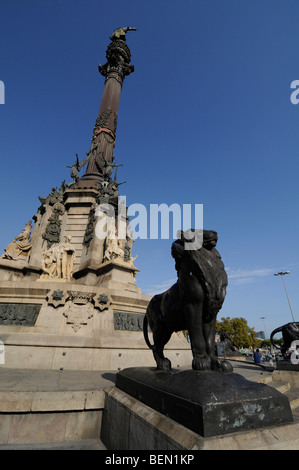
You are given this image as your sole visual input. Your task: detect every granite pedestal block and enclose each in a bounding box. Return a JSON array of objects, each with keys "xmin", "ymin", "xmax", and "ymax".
[
  {"xmin": 276, "ymin": 361, "xmax": 299, "ymax": 371},
  {"xmin": 116, "ymin": 367, "xmax": 293, "ymax": 437}
]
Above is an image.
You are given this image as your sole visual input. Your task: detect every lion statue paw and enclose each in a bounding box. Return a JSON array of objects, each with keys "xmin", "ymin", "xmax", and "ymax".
[{"xmin": 192, "ymin": 355, "xmax": 211, "ymax": 371}]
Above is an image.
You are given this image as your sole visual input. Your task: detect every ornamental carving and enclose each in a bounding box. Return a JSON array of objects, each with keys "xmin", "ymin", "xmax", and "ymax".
[
  {"xmin": 63, "ymin": 303, "xmax": 93, "ymax": 332},
  {"xmin": 67, "ymin": 291, "xmax": 95, "ymax": 305},
  {"xmin": 42, "ymin": 203, "xmax": 65, "ymax": 248},
  {"xmin": 47, "ymin": 289, "xmax": 68, "ymax": 308},
  {"xmin": 94, "ymin": 292, "xmax": 112, "ymax": 311}
]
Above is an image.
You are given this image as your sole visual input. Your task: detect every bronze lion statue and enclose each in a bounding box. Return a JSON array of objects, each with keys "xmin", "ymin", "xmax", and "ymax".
[
  {"xmin": 270, "ymin": 322, "xmax": 299, "ymax": 359},
  {"xmin": 143, "ymin": 229, "xmax": 233, "ymax": 373}
]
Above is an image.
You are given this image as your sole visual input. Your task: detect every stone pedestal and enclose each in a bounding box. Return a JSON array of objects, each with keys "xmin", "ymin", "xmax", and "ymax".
[
  {"xmin": 276, "ymin": 361, "xmax": 299, "ymax": 371},
  {"xmin": 115, "ymin": 367, "xmax": 294, "ymax": 437},
  {"xmin": 0, "ymin": 261, "xmax": 192, "ymax": 371}
]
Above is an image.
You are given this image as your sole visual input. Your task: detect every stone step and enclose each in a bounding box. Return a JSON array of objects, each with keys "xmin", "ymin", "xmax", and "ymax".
[
  {"xmin": 251, "ymin": 372, "xmax": 299, "ymax": 410},
  {"xmin": 274, "ymin": 381, "xmax": 291, "ymax": 394},
  {"xmin": 0, "ymin": 438, "xmax": 106, "ymax": 450}
]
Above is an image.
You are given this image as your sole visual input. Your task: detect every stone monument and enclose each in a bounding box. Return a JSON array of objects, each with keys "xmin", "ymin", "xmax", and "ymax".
[{"xmin": 0, "ymin": 28, "xmax": 191, "ymax": 371}]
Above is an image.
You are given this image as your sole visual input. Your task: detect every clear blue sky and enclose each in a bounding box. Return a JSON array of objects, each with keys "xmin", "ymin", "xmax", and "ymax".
[{"xmin": 1, "ymin": 0, "xmax": 299, "ymax": 336}]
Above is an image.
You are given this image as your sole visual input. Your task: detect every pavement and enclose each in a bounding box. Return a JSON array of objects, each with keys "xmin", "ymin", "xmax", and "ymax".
[
  {"xmin": 0, "ymin": 368, "xmax": 117, "ymax": 393},
  {"xmin": 0, "ymin": 360, "xmax": 292, "ymax": 450},
  {"xmin": 0, "ymin": 360, "xmax": 267, "ymax": 394}
]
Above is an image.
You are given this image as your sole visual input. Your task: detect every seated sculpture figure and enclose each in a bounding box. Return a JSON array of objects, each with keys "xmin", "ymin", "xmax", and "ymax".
[
  {"xmin": 1, "ymin": 221, "xmax": 32, "ymax": 261},
  {"xmin": 143, "ymin": 229, "xmax": 232, "ymax": 373},
  {"xmin": 40, "ymin": 236, "xmax": 75, "ymax": 281},
  {"xmin": 103, "ymin": 220, "xmax": 125, "ymax": 262}
]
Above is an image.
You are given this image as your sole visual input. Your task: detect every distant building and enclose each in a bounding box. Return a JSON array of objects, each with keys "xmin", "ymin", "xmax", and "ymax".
[{"xmin": 256, "ymin": 330, "xmax": 265, "ymax": 340}]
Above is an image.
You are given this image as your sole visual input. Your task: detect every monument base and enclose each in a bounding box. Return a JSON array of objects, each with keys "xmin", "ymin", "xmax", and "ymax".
[{"xmin": 115, "ymin": 367, "xmax": 293, "ymax": 437}]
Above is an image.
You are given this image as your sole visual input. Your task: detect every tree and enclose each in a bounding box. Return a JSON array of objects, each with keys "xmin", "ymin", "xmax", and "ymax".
[
  {"xmin": 262, "ymin": 338, "xmax": 283, "ymax": 352},
  {"xmin": 216, "ymin": 316, "xmax": 261, "ymax": 350}
]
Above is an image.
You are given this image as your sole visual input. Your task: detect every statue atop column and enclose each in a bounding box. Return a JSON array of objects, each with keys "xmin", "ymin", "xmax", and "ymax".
[
  {"xmin": 98, "ymin": 27, "xmax": 136, "ymax": 79},
  {"xmin": 77, "ymin": 27, "xmax": 136, "ymax": 189}
]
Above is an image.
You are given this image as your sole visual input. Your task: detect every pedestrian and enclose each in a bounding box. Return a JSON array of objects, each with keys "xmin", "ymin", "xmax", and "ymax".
[{"xmin": 253, "ymin": 348, "xmax": 262, "ymax": 364}]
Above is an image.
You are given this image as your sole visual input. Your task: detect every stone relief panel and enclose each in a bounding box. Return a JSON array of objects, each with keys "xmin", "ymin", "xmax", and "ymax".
[
  {"xmin": 0, "ymin": 303, "xmax": 42, "ymax": 326},
  {"xmin": 113, "ymin": 311, "xmax": 145, "ymax": 332}
]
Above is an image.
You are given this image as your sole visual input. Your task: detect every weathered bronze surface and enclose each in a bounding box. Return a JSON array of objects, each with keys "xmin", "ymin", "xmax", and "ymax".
[
  {"xmin": 271, "ymin": 321, "xmax": 299, "ymax": 360},
  {"xmin": 144, "ymin": 229, "xmax": 232, "ymax": 373},
  {"xmin": 116, "ymin": 367, "xmax": 294, "ymax": 437}
]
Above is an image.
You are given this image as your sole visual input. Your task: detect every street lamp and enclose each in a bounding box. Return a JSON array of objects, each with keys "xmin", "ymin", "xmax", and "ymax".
[{"xmin": 274, "ymin": 271, "xmax": 295, "ymax": 322}]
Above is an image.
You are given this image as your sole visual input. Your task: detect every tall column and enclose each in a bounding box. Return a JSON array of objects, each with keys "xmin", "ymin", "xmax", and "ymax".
[{"xmin": 78, "ymin": 27, "xmax": 136, "ymax": 189}]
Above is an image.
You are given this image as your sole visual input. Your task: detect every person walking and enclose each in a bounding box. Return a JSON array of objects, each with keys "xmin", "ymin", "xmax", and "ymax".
[{"xmin": 254, "ymin": 348, "xmax": 262, "ymax": 364}]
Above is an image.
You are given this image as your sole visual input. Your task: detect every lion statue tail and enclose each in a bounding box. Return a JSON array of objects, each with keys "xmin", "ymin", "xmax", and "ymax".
[
  {"xmin": 143, "ymin": 314, "xmax": 153, "ymax": 350},
  {"xmin": 270, "ymin": 326, "xmax": 283, "ymax": 350}
]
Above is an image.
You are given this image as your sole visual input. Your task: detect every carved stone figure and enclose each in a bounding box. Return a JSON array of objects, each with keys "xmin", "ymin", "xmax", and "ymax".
[
  {"xmin": 270, "ymin": 322, "xmax": 299, "ymax": 359},
  {"xmin": 109, "ymin": 27, "xmax": 137, "ymax": 41},
  {"xmin": 1, "ymin": 221, "xmax": 32, "ymax": 261},
  {"xmin": 96, "ymin": 152, "xmax": 122, "ymax": 179},
  {"xmin": 143, "ymin": 229, "xmax": 232, "ymax": 373},
  {"xmin": 97, "ymin": 175, "xmax": 126, "ymax": 206},
  {"xmin": 38, "ymin": 181, "xmax": 65, "ymax": 207},
  {"xmin": 42, "ymin": 203, "xmax": 65, "ymax": 248},
  {"xmin": 83, "ymin": 204, "xmax": 96, "ymax": 251},
  {"xmin": 67, "ymin": 153, "xmax": 90, "ymax": 183},
  {"xmin": 41, "ymin": 247, "xmax": 58, "ymax": 278},
  {"xmin": 103, "ymin": 221, "xmax": 124, "ymax": 262},
  {"xmin": 60, "ymin": 236, "xmax": 76, "ymax": 279},
  {"xmin": 40, "ymin": 236, "xmax": 76, "ymax": 281}
]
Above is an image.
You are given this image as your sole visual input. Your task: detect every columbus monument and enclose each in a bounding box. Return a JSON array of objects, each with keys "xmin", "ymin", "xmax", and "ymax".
[
  {"xmin": 0, "ymin": 28, "xmax": 191, "ymax": 371},
  {"xmin": 0, "ymin": 29, "xmax": 296, "ymax": 451}
]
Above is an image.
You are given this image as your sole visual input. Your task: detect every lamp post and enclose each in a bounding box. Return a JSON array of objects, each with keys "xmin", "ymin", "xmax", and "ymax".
[{"xmin": 274, "ymin": 271, "xmax": 295, "ymax": 322}]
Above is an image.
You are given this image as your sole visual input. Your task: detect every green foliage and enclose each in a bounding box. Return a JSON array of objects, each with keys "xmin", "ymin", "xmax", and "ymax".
[
  {"xmin": 216, "ymin": 316, "xmax": 261, "ymax": 350},
  {"xmin": 260, "ymin": 339, "xmax": 272, "ymax": 350}
]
